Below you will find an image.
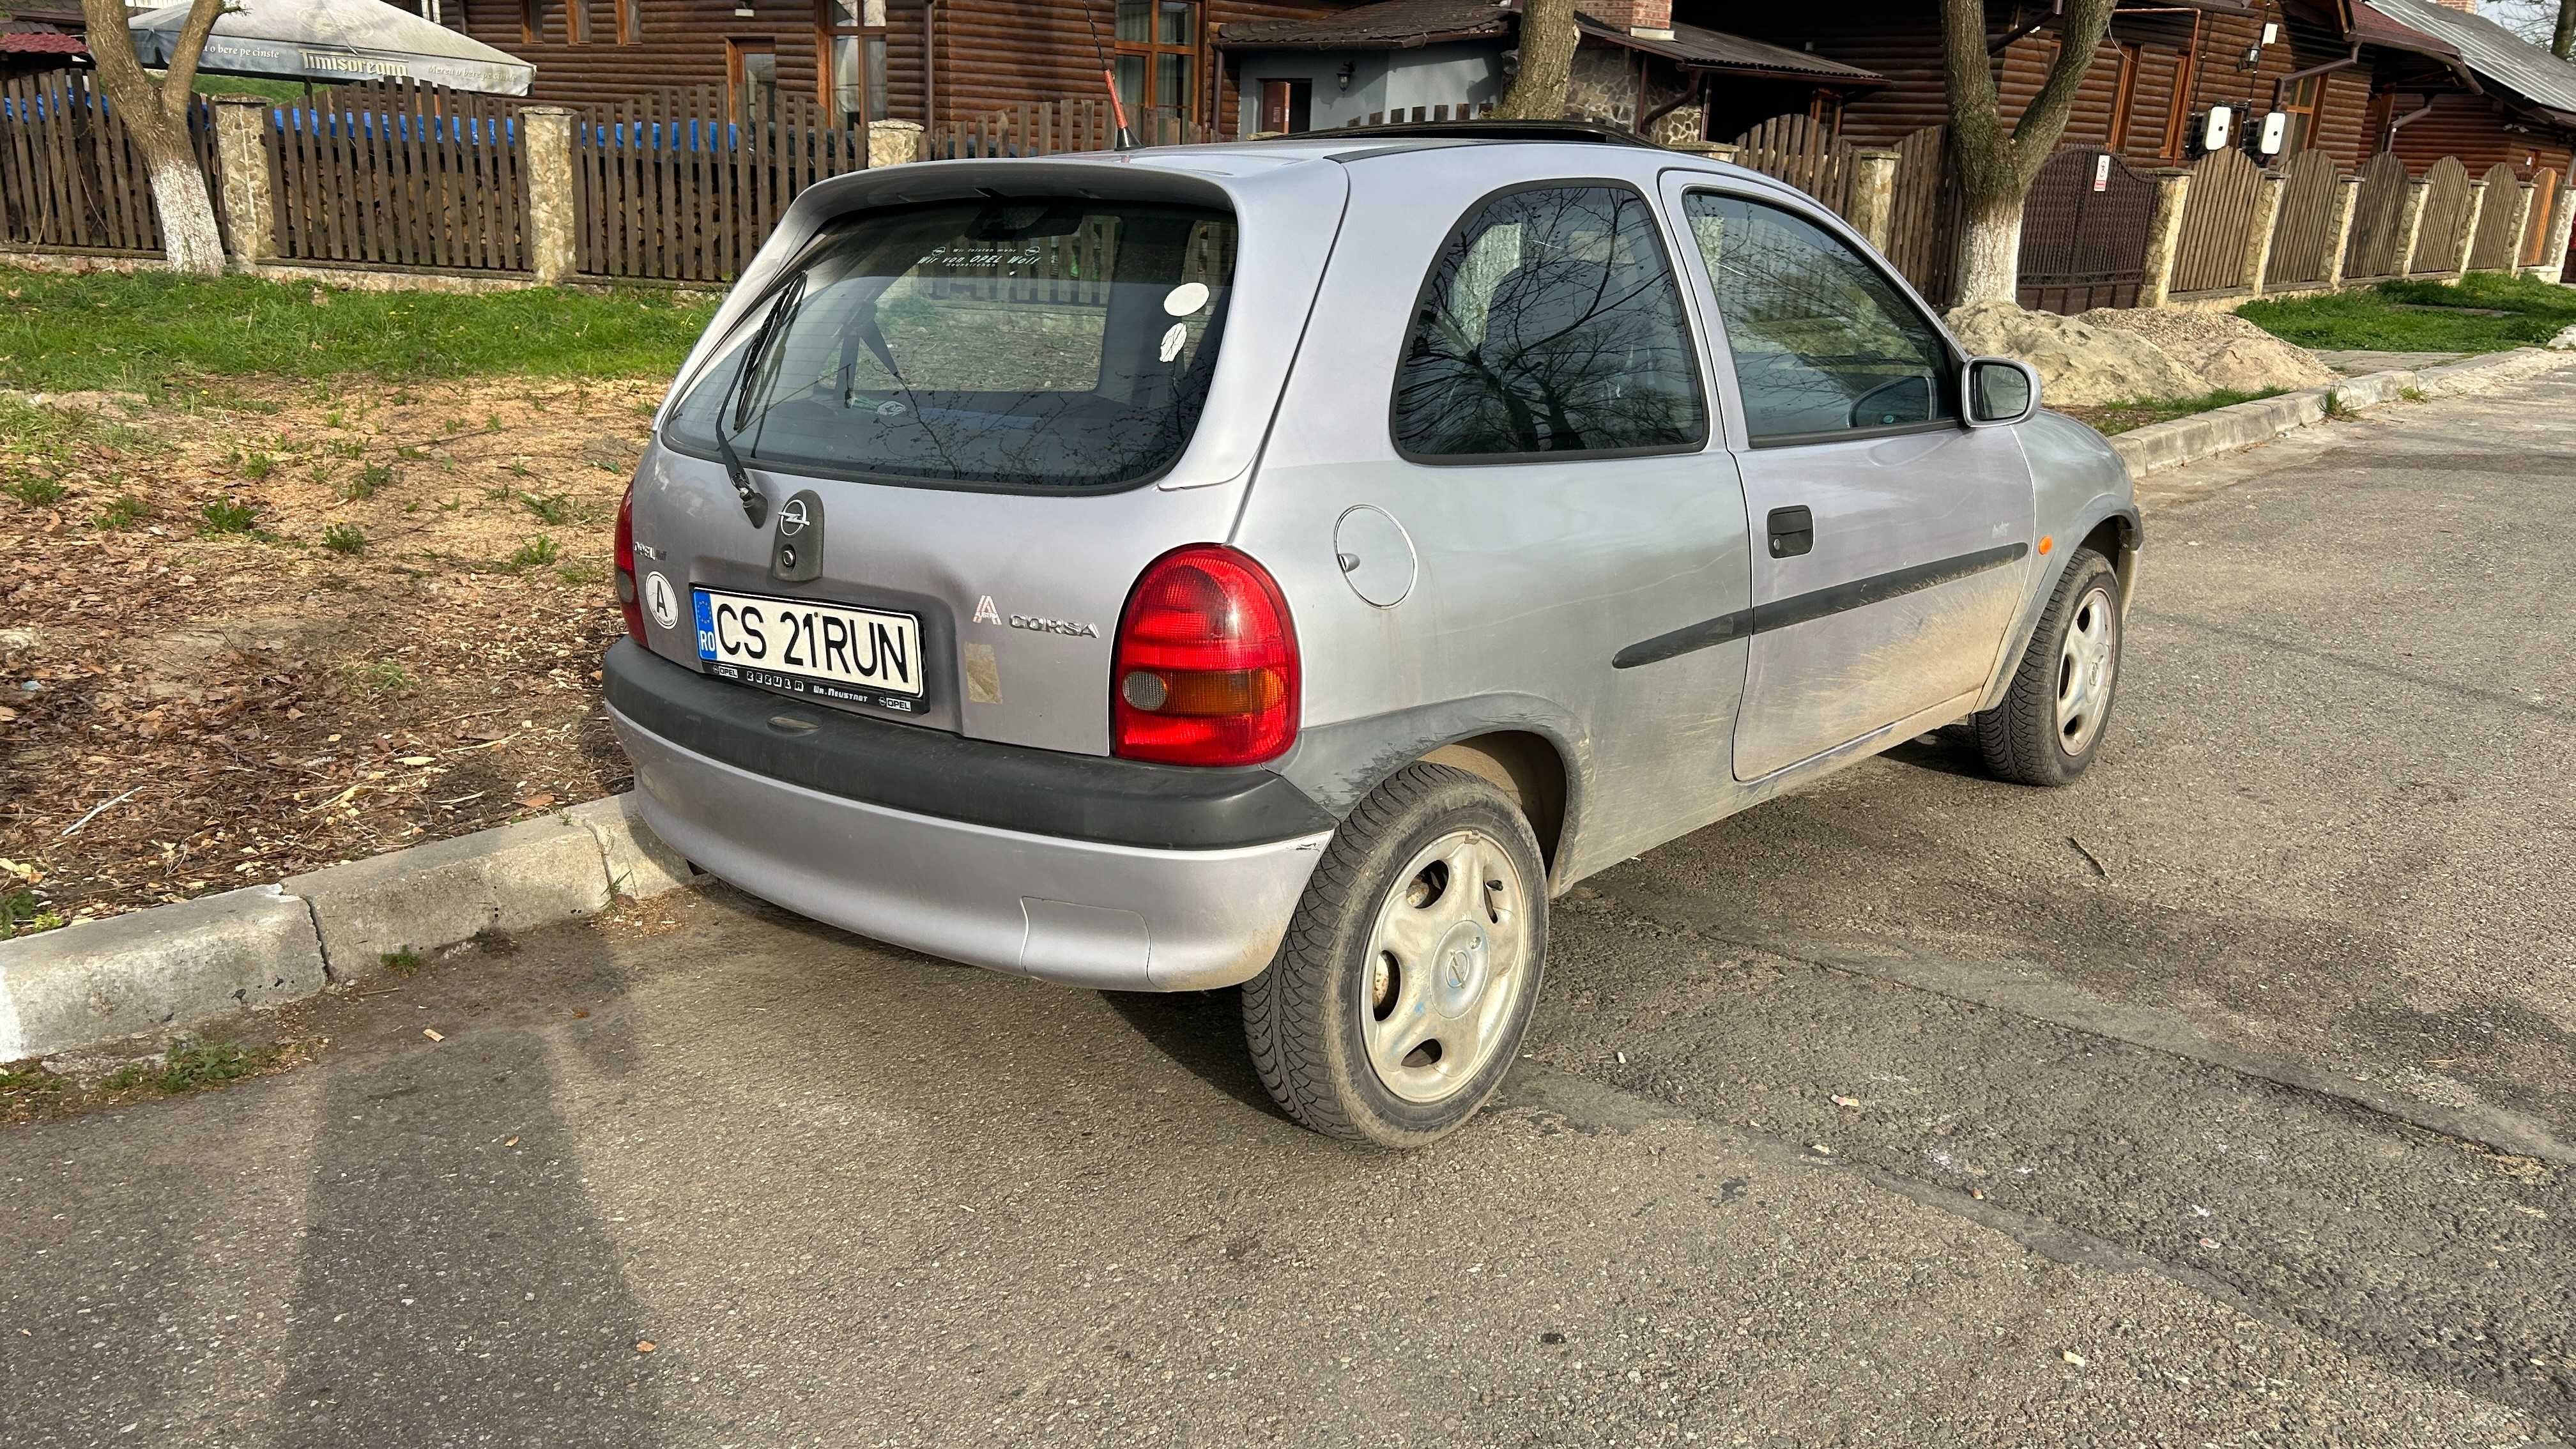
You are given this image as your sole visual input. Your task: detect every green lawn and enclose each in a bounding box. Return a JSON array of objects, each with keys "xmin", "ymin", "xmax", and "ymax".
[
  {"xmin": 2063, "ymin": 387, "xmax": 2288, "ymax": 436},
  {"xmin": 2239, "ymin": 272, "xmax": 2576, "ymax": 355},
  {"xmin": 0, "ymin": 266, "xmax": 716, "ymax": 393}
]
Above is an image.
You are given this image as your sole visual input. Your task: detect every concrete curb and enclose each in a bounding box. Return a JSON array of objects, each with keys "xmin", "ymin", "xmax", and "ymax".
[
  {"xmin": 0, "ymin": 794, "xmax": 704, "ymax": 1063},
  {"xmin": 2108, "ymin": 346, "xmax": 2573, "ymax": 479}
]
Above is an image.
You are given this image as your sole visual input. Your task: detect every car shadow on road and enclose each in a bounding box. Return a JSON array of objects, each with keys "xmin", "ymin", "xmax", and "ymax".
[
  {"xmin": 1879, "ymin": 725, "xmax": 1989, "ymax": 779},
  {"xmin": 1099, "ymin": 986, "xmax": 1293, "ymax": 1123}
]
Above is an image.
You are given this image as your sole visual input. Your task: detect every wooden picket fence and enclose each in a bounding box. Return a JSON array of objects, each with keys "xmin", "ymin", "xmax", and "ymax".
[
  {"xmin": 2170, "ymin": 147, "xmax": 2264, "ymax": 295},
  {"xmin": 1729, "ymin": 114, "xmax": 1850, "ymax": 214},
  {"xmin": 1878, "ymin": 125, "xmax": 1960, "ymax": 308},
  {"xmin": 0, "ymin": 71, "xmax": 224, "ymax": 257},
  {"xmin": 574, "ymin": 87, "xmax": 867, "ymax": 284},
  {"xmin": 2263, "ymin": 150, "xmax": 2343, "ymax": 290},
  {"xmin": 2341, "ymin": 152, "xmax": 2411, "ymax": 282},
  {"xmin": 1335, "ymin": 101, "xmax": 1494, "ymax": 130},
  {"xmin": 928, "ymin": 97, "xmax": 1207, "ymax": 158},
  {"xmin": 2467, "ymin": 161, "xmax": 2524, "ymax": 272},
  {"xmin": 2411, "ymin": 157, "xmax": 2473, "ymax": 275},
  {"xmin": 2525, "ymin": 168, "xmax": 2564, "ymax": 267},
  {"xmin": 263, "ymin": 78, "xmax": 525, "ymax": 272}
]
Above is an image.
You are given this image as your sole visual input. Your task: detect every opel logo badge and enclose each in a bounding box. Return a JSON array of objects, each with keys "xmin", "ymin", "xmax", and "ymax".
[{"xmin": 778, "ymin": 497, "xmax": 811, "ymax": 537}]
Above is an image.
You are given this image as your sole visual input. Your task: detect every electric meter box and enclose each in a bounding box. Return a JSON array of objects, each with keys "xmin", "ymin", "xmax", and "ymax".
[
  {"xmin": 2259, "ymin": 111, "xmax": 2288, "ymax": 155},
  {"xmin": 2204, "ymin": 105, "xmax": 2234, "ymax": 152}
]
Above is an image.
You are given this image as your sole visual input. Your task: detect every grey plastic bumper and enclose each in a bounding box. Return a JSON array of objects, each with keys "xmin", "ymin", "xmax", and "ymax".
[{"xmin": 611, "ymin": 704, "xmax": 1332, "ymax": 991}]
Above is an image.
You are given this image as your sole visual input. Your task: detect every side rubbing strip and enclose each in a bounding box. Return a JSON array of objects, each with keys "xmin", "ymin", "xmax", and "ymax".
[{"xmin": 1613, "ymin": 542, "xmax": 2030, "ymax": 670}]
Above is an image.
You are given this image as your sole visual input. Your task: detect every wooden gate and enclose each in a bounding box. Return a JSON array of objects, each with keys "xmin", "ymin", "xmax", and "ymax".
[
  {"xmin": 0, "ymin": 72, "xmax": 224, "ymax": 257},
  {"xmin": 2342, "ymin": 151, "xmax": 2411, "ymax": 282},
  {"xmin": 2171, "ymin": 146, "xmax": 2264, "ymax": 295},
  {"xmin": 574, "ymin": 88, "xmax": 865, "ymax": 285},
  {"xmin": 2263, "ymin": 150, "xmax": 2342, "ymax": 290},
  {"xmin": 1729, "ymin": 113, "xmax": 1851, "ymax": 216},
  {"xmin": 1880, "ymin": 124, "xmax": 1959, "ymax": 308},
  {"xmin": 2525, "ymin": 167, "xmax": 2564, "ymax": 268},
  {"xmin": 2411, "ymin": 157, "xmax": 2471, "ymax": 275},
  {"xmin": 2467, "ymin": 161, "xmax": 2523, "ymax": 270},
  {"xmin": 2016, "ymin": 147, "xmax": 2156, "ymax": 314},
  {"xmin": 264, "ymin": 79, "xmax": 526, "ymax": 271}
]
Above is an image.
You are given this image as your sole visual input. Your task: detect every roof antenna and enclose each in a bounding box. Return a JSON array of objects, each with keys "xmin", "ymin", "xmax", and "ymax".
[{"xmin": 1082, "ymin": 3, "xmax": 1140, "ymax": 150}]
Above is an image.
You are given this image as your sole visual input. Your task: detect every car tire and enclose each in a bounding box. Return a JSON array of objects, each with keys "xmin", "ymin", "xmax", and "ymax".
[
  {"xmin": 1241, "ymin": 763, "xmax": 1548, "ymax": 1149},
  {"xmin": 1977, "ymin": 547, "xmax": 2124, "ymax": 787}
]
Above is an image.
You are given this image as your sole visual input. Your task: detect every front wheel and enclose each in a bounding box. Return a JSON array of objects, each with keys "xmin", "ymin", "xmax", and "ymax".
[
  {"xmin": 1977, "ymin": 547, "xmax": 2124, "ymax": 786},
  {"xmin": 1241, "ymin": 763, "xmax": 1547, "ymax": 1149}
]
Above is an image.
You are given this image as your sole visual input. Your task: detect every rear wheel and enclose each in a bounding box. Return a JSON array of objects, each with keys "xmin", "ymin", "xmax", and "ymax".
[
  {"xmin": 1977, "ymin": 548, "xmax": 2122, "ymax": 786},
  {"xmin": 1241, "ymin": 763, "xmax": 1546, "ymax": 1148}
]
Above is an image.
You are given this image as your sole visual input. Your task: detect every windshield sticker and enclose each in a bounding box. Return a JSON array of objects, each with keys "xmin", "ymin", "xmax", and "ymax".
[
  {"xmin": 919, "ymin": 242, "xmax": 1047, "ymax": 269},
  {"xmin": 1158, "ymin": 323, "xmax": 1187, "ymax": 364},
  {"xmin": 1162, "ymin": 281, "xmax": 1210, "ymax": 317}
]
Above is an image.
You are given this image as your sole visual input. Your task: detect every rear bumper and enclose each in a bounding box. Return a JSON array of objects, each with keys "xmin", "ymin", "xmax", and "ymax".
[{"xmin": 604, "ymin": 641, "xmax": 1333, "ymax": 990}]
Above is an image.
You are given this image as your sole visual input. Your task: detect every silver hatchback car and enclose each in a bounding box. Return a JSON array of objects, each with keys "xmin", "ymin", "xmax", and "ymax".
[{"xmin": 607, "ymin": 123, "xmax": 2139, "ymax": 1147}]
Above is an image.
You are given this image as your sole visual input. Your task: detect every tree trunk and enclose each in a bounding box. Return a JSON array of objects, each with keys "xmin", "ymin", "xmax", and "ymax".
[
  {"xmin": 1938, "ymin": 0, "xmax": 2115, "ymax": 306},
  {"xmin": 1493, "ymin": 0, "xmax": 1578, "ymax": 121},
  {"xmin": 2557, "ymin": 0, "xmax": 2576, "ymax": 61},
  {"xmin": 80, "ymin": 0, "xmax": 230, "ymax": 275},
  {"xmin": 1953, "ymin": 199, "xmax": 2025, "ymax": 309}
]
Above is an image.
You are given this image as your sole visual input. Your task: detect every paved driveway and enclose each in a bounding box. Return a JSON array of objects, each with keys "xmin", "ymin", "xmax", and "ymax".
[{"xmin": 4, "ymin": 374, "xmax": 2572, "ymax": 1448}]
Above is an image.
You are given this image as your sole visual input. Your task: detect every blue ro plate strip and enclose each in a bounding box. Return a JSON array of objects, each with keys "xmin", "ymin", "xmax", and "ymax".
[{"xmin": 693, "ymin": 588, "xmax": 717, "ymax": 661}]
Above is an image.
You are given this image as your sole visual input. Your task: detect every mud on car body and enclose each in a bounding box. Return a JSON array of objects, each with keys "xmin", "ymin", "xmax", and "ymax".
[{"xmin": 606, "ymin": 123, "xmax": 2140, "ymax": 1148}]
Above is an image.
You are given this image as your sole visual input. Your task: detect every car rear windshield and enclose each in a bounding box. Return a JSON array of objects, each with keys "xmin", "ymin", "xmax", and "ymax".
[{"xmin": 664, "ymin": 198, "xmax": 1237, "ymax": 491}]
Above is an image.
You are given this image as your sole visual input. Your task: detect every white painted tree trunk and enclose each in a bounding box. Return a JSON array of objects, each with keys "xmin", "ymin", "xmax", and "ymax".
[
  {"xmin": 148, "ymin": 151, "xmax": 227, "ymax": 275},
  {"xmin": 1952, "ymin": 204, "xmax": 2025, "ymax": 308}
]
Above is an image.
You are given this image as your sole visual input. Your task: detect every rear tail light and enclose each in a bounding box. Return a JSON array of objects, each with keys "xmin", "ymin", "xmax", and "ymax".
[
  {"xmin": 613, "ymin": 483, "xmax": 647, "ymax": 647},
  {"xmin": 1112, "ymin": 545, "xmax": 1299, "ymax": 767}
]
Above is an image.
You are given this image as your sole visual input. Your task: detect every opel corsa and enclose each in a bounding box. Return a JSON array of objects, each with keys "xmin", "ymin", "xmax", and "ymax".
[{"xmin": 606, "ymin": 123, "xmax": 2140, "ymax": 1148}]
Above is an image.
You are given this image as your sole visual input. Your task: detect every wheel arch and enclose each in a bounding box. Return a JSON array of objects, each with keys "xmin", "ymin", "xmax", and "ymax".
[
  {"xmin": 1979, "ymin": 502, "xmax": 2141, "ymax": 714},
  {"xmin": 1273, "ymin": 696, "xmax": 1589, "ymax": 886}
]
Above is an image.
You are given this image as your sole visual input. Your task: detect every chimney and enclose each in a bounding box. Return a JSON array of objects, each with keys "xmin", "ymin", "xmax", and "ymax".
[{"xmin": 1581, "ymin": 1, "xmax": 1675, "ymax": 40}]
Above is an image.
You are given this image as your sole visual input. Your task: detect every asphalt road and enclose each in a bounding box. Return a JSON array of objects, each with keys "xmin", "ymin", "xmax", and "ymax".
[{"xmin": 5, "ymin": 374, "xmax": 2574, "ymax": 1448}]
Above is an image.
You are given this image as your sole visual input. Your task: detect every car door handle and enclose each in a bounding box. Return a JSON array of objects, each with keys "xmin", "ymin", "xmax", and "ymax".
[{"xmin": 1767, "ymin": 506, "xmax": 1814, "ymax": 559}]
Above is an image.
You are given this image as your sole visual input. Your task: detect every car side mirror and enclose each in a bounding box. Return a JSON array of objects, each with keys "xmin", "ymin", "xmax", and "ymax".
[{"xmin": 1965, "ymin": 357, "xmax": 2040, "ymax": 427}]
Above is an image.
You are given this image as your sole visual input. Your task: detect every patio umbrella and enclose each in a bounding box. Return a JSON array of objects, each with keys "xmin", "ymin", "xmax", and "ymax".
[{"xmin": 128, "ymin": 0, "xmax": 533, "ymax": 96}]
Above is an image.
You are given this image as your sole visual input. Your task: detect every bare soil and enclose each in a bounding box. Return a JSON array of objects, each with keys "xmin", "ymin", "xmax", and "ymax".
[{"xmin": 1, "ymin": 374, "xmax": 665, "ymax": 928}]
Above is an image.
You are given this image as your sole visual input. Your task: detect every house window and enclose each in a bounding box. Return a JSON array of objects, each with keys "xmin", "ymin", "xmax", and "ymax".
[
  {"xmin": 614, "ymin": 0, "xmax": 638, "ymax": 44},
  {"xmin": 519, "ymin": 0, "xmax": 538, "ymax": 45},
  {"xmin": 1114, "ymin": 1, "xmax": 1199, "ymax": 125},
  {"xmin": 2276, "ymin": 72, "xmax": 2320, "ymax": 157},
  {"xmin": 2161, "ymin": 42, "xmax": 2198, "ymax": 159},
  {"xmin": 567, "ymin": 0, "xmax": 590, "ymax": 45},
  {"xmin": 2107, "ymin": 42, "xmax": 2140, "ymax": 153},
  {"xmin": 1258, "ymin": 79, "xmax": 1310, "ymax": 135},
  {"xmin": 819, "ymin": 0, "xmax": 889, "ymax": 125},
  {"xmin": 730, "ymin": 39, "xmax": 779, "ymax": 119}
]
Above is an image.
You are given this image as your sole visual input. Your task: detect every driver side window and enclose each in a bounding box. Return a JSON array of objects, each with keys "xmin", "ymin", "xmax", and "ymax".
[{"xmin": 1681, "ymin": 193, "xmax": 1954, "ymax": 446}]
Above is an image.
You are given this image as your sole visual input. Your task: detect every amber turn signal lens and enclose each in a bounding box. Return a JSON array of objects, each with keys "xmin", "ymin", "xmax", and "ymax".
[{"xmin": 2037, "ymin": 535, "xmax": 2054, "ymax": 556}]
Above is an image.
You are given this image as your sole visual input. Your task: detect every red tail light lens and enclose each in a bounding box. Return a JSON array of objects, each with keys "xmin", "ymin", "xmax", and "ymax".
[
  {"xmin": 613, "ymin": 483, "xmax": 647, "ymax": 647},
  {"xmin": 1112, "ymin": 545, "xmax": 1299, "ymax": 767}
]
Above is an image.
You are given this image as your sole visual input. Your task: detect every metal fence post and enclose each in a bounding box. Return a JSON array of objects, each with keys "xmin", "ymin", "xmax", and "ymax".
[
  {"xmin": 2241, "ymin": 170, "xmax": 2286, "ymax": 297},
  {"xmin": 2453, "ymin": 178, "xmax": 2488, "ymax": 278},
  {"xmin": 2392, "ymin": 177, "xmax": 2430, "ymax": 277},
  {"xmin": 209, "ymin": 95, "xmax": 273, "ymax": 267},
  {"xmin": 2139, "ymin": 168, "xmax": 2193, "ymax": 309},
  {"xmin": 1846, "ymin": 148, "xmax": 1900, "ymax": 252},
  {"xmin": 521, "ymin": 106, "xmax": 576, "ymax": 287},
  {"xmin": 2322, "ymin": 174, "xmax": 2360, "ymax": 291}
]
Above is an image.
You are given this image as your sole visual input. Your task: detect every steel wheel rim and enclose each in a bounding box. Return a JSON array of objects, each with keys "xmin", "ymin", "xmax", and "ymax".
[
  {"xmin": 2055, "ymin": 584, "xmax": 2119, "ymax": 756},
  {"xmin": 1360, "ymin": 828, "xmax": 1532, "ymax": 1105}
]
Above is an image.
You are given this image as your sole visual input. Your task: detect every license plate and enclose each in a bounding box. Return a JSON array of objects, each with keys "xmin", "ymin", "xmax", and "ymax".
[{"xmin": 693, "ymin": 588, "xmax": 923, "ymax": 702}]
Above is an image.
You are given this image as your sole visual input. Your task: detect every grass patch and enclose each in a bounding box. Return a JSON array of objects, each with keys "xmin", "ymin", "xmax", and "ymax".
[
  {"xmin": 96, "ymin": 493, "xmax": 150, "ymax": 529},
  {"xmin": 199, "ymin": 497, "xmax": 259, "ymax": 535},
  {"xmin": 5, "ymin": 470, "xmax": 66, "ymax": 506},
  {"xmin": 1, "ymin": 887, "xmax": 63, "ymax": 939},
  {"xmin": 346, "ymin": 658, "xmax": 417, "ymax": 694},
  {"xmin": 323, "ymin": 523, "xmax": 367, "ymax": 555},
  {"xmin": 102, "ymin": 1042, "xmax": 279, "ymax": 1096},
  {"xmin": 505, "ymin": 534, "xmax": 562, "ymax": 572},
  {"xmin": 240, "ymin": 450, "xmax": 278, "ymax": 480},
  {"xmin": 381, "ymin": 949, "xmax": 422, "ymax": 975},
  {"xmin": 0, "ymin": 266, "xmax": 715, "ymax": 393},
  {"xmin": 521, "ymin": 491, "xmax": 577, "ymax": 525},
  {"xmin": 2240, "ymin": 272, "xmax": 2576, "ymax": 355},
  {"xmin": 342, "ymin": 461, "xmax": 395, "ymax": 500},
  {"xmin": 2067, "ymin": 387, "xmax": 2288, "ymax": 436}
]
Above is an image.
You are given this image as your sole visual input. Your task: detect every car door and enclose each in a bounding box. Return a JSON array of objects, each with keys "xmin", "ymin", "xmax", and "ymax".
[{"xmin": 1664, "ymin": 183, "xmax": 2036, "ymax": 781}]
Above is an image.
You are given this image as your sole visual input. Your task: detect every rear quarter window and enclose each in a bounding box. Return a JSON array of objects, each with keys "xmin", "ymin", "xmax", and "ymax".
[{"xmin": 666, "ymin": 198, "xmax": 1237, "ymax": 491}]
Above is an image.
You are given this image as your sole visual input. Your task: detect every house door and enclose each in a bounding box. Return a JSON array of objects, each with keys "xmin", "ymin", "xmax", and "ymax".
[
  {"xmin": 728, "ymin": 39, "xmax": 778, "ymax": 120},
  {"xmin": 1259, "ymin": 78, "xmax": 1311, "ymax": 135}
]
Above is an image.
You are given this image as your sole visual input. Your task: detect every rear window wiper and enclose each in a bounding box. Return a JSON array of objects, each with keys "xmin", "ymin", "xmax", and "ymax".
[{"xmin": 715, "ymin": 275, "xmax": 806, "ymax": 529}]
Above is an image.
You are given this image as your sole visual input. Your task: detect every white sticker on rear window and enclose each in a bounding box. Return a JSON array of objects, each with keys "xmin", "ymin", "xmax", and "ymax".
[
  {"xmin": 1159, "ymin": 322, "xmax": 1187, "ymax": 363},
  {"xmin": 1162, "ymin": 281, "xmax": 1209, "ymax": 317}
]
